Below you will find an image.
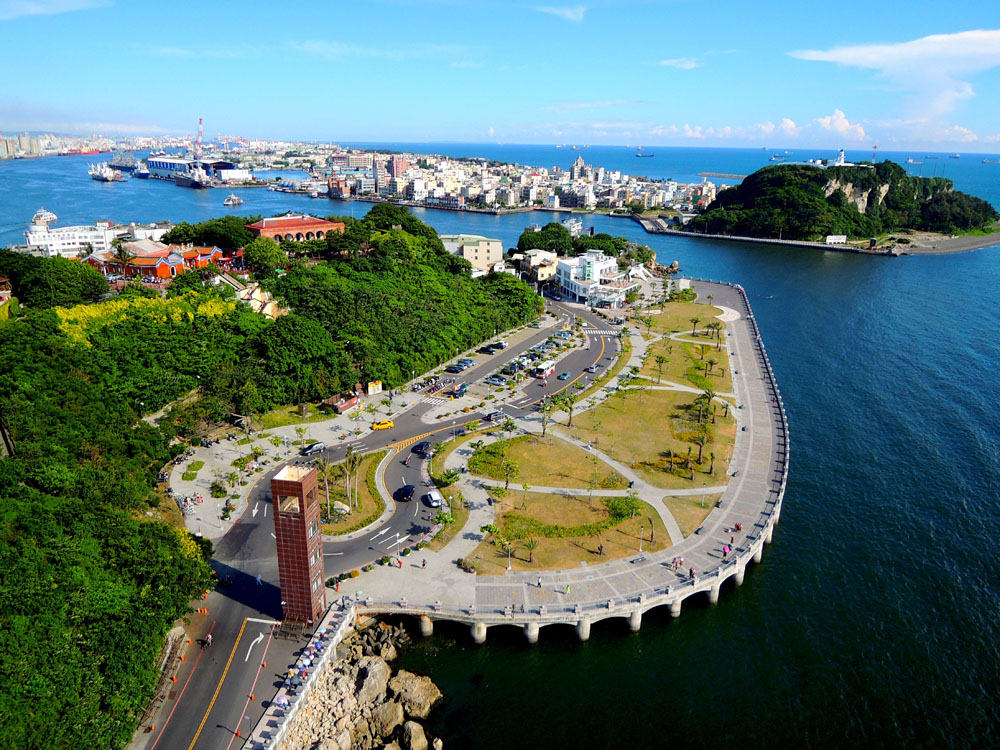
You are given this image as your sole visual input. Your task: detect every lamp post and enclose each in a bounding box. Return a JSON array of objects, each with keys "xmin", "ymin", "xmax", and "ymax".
[
  {"xmin": 638, "ymin": 524, "xmax": 644, "ymax": 552},
  {"xmin": 394, "ymin": 532, "xmax": 401, "ymax": 560}
]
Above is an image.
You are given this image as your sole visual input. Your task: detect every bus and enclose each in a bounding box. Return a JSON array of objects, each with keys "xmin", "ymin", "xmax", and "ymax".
[{"xmin": 533, "ymin": 361, "xmax": 555, "ymax": 379}]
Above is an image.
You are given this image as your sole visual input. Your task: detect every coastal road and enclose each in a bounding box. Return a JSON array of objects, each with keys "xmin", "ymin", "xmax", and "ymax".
[{"xmin": 141, "ymin": 299, "xmax": 620, "ymax": 750}]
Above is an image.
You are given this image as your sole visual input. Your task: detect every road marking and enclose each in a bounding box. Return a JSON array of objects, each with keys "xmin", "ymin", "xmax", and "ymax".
[
  {"xmin": 186, "ymin": 618, "xmax": 247, "ymax": 750},
  {"xmin": 270, "ymin": 532, "xmax": 276, "ymax": 539},
  {"xmin": 324, "ymin": 552, "xmax": 344, "ymax": 556},
  {"xmin": 244, "ymin": 632, "xmax": 264, "ymax": 662},
  {"xmin": 148, "ymin": 621, "xmax": 216, "ymax": 750},
  {"xmin": 384, "ymin": 535, "xmax": 410, "ymax": 548},
  {"xmin": 252, "ymin": 502, "xmax": 259, "ymax": 518},
  {"xmin": 245, "ymin": 618, "xmax": 277, "ymax": 625},
  {"xmin": 370, "ymin": 528, "xmax": 389, "ymax": 540}
]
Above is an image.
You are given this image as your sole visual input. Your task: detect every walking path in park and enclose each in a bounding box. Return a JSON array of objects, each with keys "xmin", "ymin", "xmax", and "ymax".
[{"xmin": 348, "ymin": 279, "xmax": 790, "ymax": 642}]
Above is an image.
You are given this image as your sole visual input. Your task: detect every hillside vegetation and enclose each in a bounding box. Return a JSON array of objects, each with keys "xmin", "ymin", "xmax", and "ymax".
[
  {"xmin": 685, "ymin": 161, "xmax": 998, "ymax": 240},
  {"xmin": 0, "ymin": 204, "xmax": 541, "ymax": 749}
]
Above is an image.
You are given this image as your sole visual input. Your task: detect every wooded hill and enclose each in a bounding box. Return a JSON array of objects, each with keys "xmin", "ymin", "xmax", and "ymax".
[
  {"xmin": 684, "ymin": 161, "xmax": 998, "ymax": 240},
  {"xmin": 0, "ymin": 205, "xmax": 542, "ymax": 749}
]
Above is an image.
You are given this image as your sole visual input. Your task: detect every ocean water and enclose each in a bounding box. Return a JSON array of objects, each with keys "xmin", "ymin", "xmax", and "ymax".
[{"xmin": 2, "ymin": 147, "xmax": 1000, "ymax": 747}]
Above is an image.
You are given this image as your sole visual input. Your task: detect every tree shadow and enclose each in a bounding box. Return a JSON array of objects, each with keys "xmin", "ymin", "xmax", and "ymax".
[{"xmin": 209, "ymin": 560, "xmax": 283, "ymax": 619}]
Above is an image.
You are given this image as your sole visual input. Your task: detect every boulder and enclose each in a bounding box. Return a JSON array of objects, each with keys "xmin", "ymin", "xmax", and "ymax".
[
  {"xmin": 333, "ymin": 501, "xmax": 351, "ymax": 514},
  {"xmin": 356, "ymin": 655, "xmax": 392, "ymax": 705},
  {"xmin": 371, "ymin": 700, "xmax": 404, "ymax": 738},
  {"xmin": 388, "ymin": 671, "xmax": 442, "ymax": 719},
  {"xmin": 378, "ymin": 641, "xmax": 398, "ymax": 662},
  {"xmin": 432, "ymin": 739, "xmax": 443, "ymax": 750},
  {"xmin": 401, "ymin": 721, "xmax": 428, "ymax": 750}
]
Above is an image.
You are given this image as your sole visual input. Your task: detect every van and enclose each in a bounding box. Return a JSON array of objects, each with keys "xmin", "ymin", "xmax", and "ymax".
[{"xmin": 301, "ymin": 442, "xmax": 326, "ymax": 456}]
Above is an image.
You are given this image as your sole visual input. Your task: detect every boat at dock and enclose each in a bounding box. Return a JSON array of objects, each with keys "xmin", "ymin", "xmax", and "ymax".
[
  {"xmin": 109, "ymin": 150, "xmax": 138, "ymax": 172},
  {"xmin": 88, "ymin": 162, "xmax": 124, "ymax": 182},
  {"xmin": 223, "ymin": 193, "xmax": 243, "ymax": 207},
  {"xmin": 132, "ymin": 163, "xmax": 150, "ymax": 179},
  {"xmin": 175, "ymin": 163, "xmax": 210, "ymax": 189}
]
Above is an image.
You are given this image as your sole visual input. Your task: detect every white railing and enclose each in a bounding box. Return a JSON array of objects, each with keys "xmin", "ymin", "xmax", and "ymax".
[{"xmin": 242, "ymin": 603, "xmax": 356, "ymax": 749}]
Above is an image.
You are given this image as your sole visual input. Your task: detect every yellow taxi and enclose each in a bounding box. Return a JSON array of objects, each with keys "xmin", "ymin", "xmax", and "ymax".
[{"xmin": 371, "ymin": 420, "xmax": 395, "ymax": 431}]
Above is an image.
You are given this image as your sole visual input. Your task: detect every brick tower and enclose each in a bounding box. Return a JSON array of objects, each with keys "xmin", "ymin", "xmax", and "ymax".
[{"xmin": 271, "ymin": 465, "xmax": 326, "ymax": 623}]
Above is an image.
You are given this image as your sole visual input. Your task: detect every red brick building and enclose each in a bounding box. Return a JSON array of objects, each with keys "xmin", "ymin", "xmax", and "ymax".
[
  {"xmin": 247, "ymin": 214, "xmax": 345, "ymax": 243},
  {"xmin": 271, "ymin": 466, "xmax": 327, "ymax": 623}
]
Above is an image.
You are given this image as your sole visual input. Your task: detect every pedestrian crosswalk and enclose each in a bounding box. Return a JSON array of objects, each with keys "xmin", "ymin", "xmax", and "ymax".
[
  {"xmin": 421, "ymin": 395, "xmax": 451, "ymax": 405},
  {"xmin": 583, "ymin": 328, "xmax": 620, "ymax": 336}
]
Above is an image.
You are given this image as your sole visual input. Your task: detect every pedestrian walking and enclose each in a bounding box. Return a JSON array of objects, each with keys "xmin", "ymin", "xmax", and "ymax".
[
  {"xmin": 689, "ymin": 567, "xmax": 695, "ymax": 579},
  {"xmin": 255, "ymin": 573, "xmax": 262, "ymax": 586},
  {"xmin": 566, "ymin": 585, "xmax": 571, "ymax": 595},
  {"xmin": 537, "ymin": 575, "xmax": 542, "ymax": 588},
  {"xmin": 730, "ymin": 535, "xmax": 735, "ymax": 545},
  {"xmin": 422, "ymin": 558, "xmax": 427, "ymax": 569},
  {"xmin": 722, "ymin": 546, "xmax": 728, "ymax": 559},
  {"xmin": 397, "ymin": 558, "xmax": 402, "ymax": 569},
  {"xmin": 205, "ymin": 633, "xmax": 213, "ymax": 648}
]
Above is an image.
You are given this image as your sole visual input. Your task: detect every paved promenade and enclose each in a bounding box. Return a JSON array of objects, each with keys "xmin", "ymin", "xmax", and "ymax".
[{"xmin": 350, "ymin": 279, "xmax": 790, "ymax": 642}]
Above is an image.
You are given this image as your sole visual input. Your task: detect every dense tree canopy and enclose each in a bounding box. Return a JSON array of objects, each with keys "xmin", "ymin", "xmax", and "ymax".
[
  {"xmin": 685, "ymin": 162, "xmax": 998, "ymax": 240},
  {"xmin": 517, "ymin": 222, "xmax": 573, "ymax": 254},
  {"xmin": 161, "ymin": 214, "xmax": 260, "ymax": 249},
  {"xmin": 0, "ymin": 249, "xmax": 108, "ymax": 308}
]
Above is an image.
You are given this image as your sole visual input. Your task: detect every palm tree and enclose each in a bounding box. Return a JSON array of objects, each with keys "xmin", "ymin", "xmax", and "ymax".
[
  {"xmin": 556, "ymin": 393, "xmax": 578, "ymax": 427},
  {"xmin": 503, "ymin": 459, "xmax": 520, "ymax": 490},
  {"xmin": 664, "ymin": 448, "xmax": 674, "ymax": 475},
  {"xmin": 111, "ymin": 238, "xmax": 136, "ymax": 277},
  {"xmin": 689, "ymin": 316, "xmax": 700, "ymax": 335},
  {"xmin": 708, "ymin": 452, "xmax": 716, "ymax": 474},
  {"xmin": 692, "ymin": 432, "xmax": 708, "ymax": 464},
  {"xmin": 655, "ymin": 354, "xmax": 667, "ymax": 383},
  {"xmin": 539, "ymin": 400, "xmax": 554, "ymax": 438},
  {"xmin": 315, "ymin": 455, "xmax": 332, "ymax": 517},
  {"xmin": 523, "ymin": 537, "xmax": 538, "ymax": 563},
  {"xmin": 705, "ymin": 357, "xmax": 717, "ymax": 376}
]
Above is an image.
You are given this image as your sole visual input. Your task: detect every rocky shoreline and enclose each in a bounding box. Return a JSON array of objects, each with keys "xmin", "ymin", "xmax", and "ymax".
[{"xmin": 279, "ymin": 620, "xmax": 444, "ymax": 750}]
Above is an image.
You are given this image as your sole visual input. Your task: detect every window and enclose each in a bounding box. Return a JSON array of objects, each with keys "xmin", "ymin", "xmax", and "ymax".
[{"xmin": 308, "ymin": 520, "xmax": 319, "ymax": 538}]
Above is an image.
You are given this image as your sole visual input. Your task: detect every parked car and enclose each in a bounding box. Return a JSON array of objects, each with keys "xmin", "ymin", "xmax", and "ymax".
[
  {"xmin": 478, "ymin": 346, "xmax": 495, "ymax": 355},
  {"xmin": 486, "ymin": 410, "xmax": 505, "ymax": 422},
  {"xmin": 422, "ymin": 490, "xmax": 444, "ymax": 508},
  {"xmin": 485, "ymin": 375, "xmax": 507, "ymax": 386},
  {"xmin": 557, "ymin": 371, "xmax": 571, "ymax": 380},
  {"xmin": 371, "ymin": 420, "xmax": 395, "ymax": 431},
  {"xmin": 395, "ymin": 485, "xmax": 416, "ymax": 502},
  {"xmin": 301, "ymin": 441, "xmax": 326, "ymax": 456},
  {"xmin": 412, "ymin": 441, "xmax": 433, "ymax": 457},
  {"xmin": 445, "ymin": 365, "xmax": 463, "ymax": 374},
  {"xmin": 493, "ymin": 341, "xmax": 508, "ymax": 349}
]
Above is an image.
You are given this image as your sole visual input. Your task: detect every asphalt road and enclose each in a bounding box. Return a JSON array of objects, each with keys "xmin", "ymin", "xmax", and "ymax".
[{"xmin": 144, "ymin": 299, "xmax": 621, "ymax": 750}]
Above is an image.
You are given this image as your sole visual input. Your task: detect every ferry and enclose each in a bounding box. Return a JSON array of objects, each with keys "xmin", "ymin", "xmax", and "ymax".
[
  {"xmin": 132, "ymin": 164, "xmax": 151, "ymax": 179},
  {"xmin": 88, "ymin": 163, "xmax": 124, "ymax": 182},
  {"xmin": 223, "ymin": 193, "xmax": 243, "ymax": 207},
  {"xmin": 906, "ymin": 157, "xmax": 924, "ymax": 165},
  {"xmin": 769, "ymin": 155, "xmax": 785, "ymax": 162},
  {"xmin": 950, "ymin": 154, "xmax": 961, "ymax": 159}
]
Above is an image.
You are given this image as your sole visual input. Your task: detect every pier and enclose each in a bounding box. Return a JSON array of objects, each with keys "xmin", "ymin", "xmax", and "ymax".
[{"xmin": 352, "ymin": 279, "xmax": 789, "ymax": 642}]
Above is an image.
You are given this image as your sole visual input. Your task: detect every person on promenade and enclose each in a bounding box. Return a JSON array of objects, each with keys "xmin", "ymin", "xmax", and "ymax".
[
  {"xmin": 689, "ymin": 568, "xmax": 695, "ymax": 579},
  {"xmin": 204, "ymin": 633, "xmax": 213, "ymax": 648},
  {"xmin": 537, "ymin": 576, "xmax": 542, "ymax": 588}
]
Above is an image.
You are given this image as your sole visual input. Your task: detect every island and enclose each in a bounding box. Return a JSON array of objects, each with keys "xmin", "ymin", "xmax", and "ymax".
[{"xmin": 677, "ymin": 160, "xmax": 999, "ymax": 253}]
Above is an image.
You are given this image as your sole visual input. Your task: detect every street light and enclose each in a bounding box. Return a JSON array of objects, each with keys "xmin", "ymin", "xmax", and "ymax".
[
  {"xmin": 394, "ymin": 532, "xmax": 401, "ymax": 560},
  {"xmin": 639, "ymin": 524, "xmax": 644, "ymax": 552}
]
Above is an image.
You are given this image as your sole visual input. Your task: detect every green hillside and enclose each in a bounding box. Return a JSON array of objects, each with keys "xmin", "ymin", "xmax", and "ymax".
[{"xmin": 684, "ymin": 161, "xmax": 998, "ymax": 241}]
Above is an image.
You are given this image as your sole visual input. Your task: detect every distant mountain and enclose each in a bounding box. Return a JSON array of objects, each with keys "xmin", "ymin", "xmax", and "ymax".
[{"xmin": 684, "ymin": 161, "xmax": 998, "ymax": 240}]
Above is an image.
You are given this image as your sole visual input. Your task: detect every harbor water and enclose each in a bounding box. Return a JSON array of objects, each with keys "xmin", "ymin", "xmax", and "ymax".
[{"xmin": 2, "ymin": 147, "xmax": 1000, "ymax": 747}]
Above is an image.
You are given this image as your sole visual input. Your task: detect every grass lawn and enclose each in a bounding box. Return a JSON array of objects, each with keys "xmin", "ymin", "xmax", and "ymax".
[
  {"xmin": 663, "ymin": 494, "xmax": 715, "ymax": 537},
  {"xmin": 259, "ymin": 403, "xmax": 341, "ymax": 431},
  {"xmin": 181, "ymin": 471, "xmax": 198, "ymax": 482},
  {"xmin": 644, "ymin": 300, "xmax": 725, "ymax": 337},
  {"xmin": 468, "ymin": 434, "xmax": 627, "ymax": 489},
  {"xmin": 467, "ymin": 492, "xmax": 669, "ymax": 574},
  {"xmin": 319, "ymin": 451, "xmax": 385, "ymax": 535},
  {"xmin": 640, "ymin": 334, "xmax": 733, "ymax": 394},
  {"xmin": 567, "ymin": 388, "xmax": 735, "ymax": 490}
]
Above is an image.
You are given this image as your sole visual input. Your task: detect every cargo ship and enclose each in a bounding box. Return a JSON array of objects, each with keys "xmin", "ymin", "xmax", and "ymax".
[
  {"xmin": 175, "ymin": 163, "xmax": 210, "ymax": 189},
  {"xmin": 88, "ymin": 163, "xmax": 125, "ymax": 182}
]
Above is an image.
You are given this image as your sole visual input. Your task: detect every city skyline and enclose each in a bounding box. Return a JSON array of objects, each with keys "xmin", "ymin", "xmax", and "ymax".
[{"xmin": 1, "ymin": 0, "xmax": 999, "ymax": 151}]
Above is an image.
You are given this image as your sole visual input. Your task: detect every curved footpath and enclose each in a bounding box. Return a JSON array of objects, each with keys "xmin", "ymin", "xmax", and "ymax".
[{"xmin": 351, "ymin": 280, "xmax": 790, "ymax": 643}]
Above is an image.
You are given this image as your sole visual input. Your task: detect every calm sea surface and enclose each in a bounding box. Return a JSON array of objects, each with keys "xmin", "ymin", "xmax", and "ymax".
[{"xmin": 3, "ymin": 146, "xmax": 1000, "ymax": 748}]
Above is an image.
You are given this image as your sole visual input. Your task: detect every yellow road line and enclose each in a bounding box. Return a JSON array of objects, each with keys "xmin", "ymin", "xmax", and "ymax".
[{"xmin": 186, "ymin": 618, "xmax": 248, "ymax": 750}]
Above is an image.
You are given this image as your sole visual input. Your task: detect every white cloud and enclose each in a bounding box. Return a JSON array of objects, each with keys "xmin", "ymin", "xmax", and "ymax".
[
  {"xmin": 938, "ymin": 125, "xmax": 978, "ymax": 143},
  {"xmin": 984, "ymin": 134, "xmax": 1000, "ymax": 144},
  {"xmin": 648, "ymin": 124, "xmax": 678, "ymax": 137},
  {"xmin": 0, "ymin": 0, "xmax": 109, "ymax": 20},
  {"xmin": 683, "ymin": 124, "xmax": 704, "ymax": 139},
  {"xmin": 815, "ymin": 109, "xmax": 867, "ymax": 141},
  {"xmin": 779, "ymin": 118, "xmax": 799, "ymax": 137},
  {"xmin": 536, "ymin": 5, "xmax": 585, "ymax": 22},
  {"xmin": 658, "ymin": 57, "xmax": 699, "ymax": 70},
  {"xmin": 791, "ymin": 29, "xmax": 1000, "ymax": 116}
]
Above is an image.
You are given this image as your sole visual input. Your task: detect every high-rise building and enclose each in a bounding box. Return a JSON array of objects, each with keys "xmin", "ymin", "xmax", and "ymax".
[
  {"xmin": 388, "ymin": 155, "xmax": 408, "ymax": 178},
  {"xmin": 270, "ymin": 466, "xmax": 327, "ymax": 623}
]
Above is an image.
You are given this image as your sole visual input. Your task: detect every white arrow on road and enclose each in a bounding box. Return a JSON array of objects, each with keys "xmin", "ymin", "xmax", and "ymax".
[
  {"xmin": 384, "ymin": 535, "xmax": 410, "ymax": 548},
  {"xmin": 370, "ymin": 528, "xmax": 390, "ymax": 541},
  {"xmin": 244, "ymin": 632, "xmax": 264, "ymax": 662},
  {"xmin": 252, "ymin": 502, "xmax": 259, "ymax": 518}
]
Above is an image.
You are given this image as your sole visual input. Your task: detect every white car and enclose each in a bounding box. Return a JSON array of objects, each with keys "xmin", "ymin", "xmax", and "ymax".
[{"xmin": 423, "ymin": 490, "xmax": 444, "ymax": 508}]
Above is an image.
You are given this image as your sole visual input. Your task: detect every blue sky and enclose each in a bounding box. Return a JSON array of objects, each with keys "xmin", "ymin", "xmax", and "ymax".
[{"xmin": 2, "ymin": 0, "xmax": 999, "ymax": 150}]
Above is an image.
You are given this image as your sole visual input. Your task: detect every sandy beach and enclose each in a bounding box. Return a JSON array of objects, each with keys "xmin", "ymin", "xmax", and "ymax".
[{"xmin": 898, "ymin": 230, "xmax": 1000, "ymax": 255}]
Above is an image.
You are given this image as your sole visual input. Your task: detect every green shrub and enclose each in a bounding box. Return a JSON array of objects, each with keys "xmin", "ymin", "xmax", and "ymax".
[
  {"xmin": 181, "ymin": 471, "xmax": 197, "ymax": 482},
  {"xmin": 188, "ymin": 460, "xmax": 204, "ymax": 472}
]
